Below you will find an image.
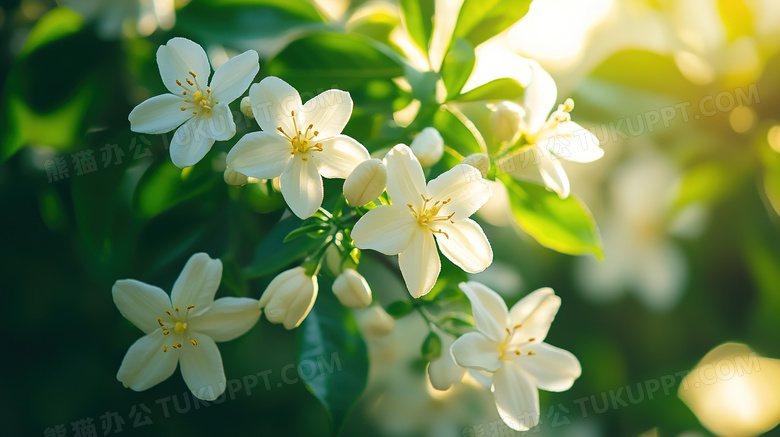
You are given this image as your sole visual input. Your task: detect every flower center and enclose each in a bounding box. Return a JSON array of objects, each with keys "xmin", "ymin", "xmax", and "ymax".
[
  {"xmin": 498, "ymin": 323, "xmax": 537, "ymax": 361},
  {"xmin": 407, "ymin": 194, "xmax": 455, "ymax": 239},
  {"xmin": 156, "ymin": 305, "xmax": 199, "ymax": 352},
  {"xmin": 526, "ymin": 97, "xmax": 575, "ymax": 144},
  {"xmin": 175, "ymin": 71, "xmax": 214, "ymax": 116},
  {"xmin": 277, "ymin": 111, "xmax": 322, "ymax": 161}
]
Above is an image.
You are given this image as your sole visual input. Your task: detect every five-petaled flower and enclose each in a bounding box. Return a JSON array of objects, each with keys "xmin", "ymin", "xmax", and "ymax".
[
  {"xmin": 129, "ymin": 37, "xmax": 259, "ymax": 168},
  {"xmin": 226, "ymin": 76, "xmax": 370, "ymax": 219},
  {"xmin": 515, "ymin": 61, "xmax": 604, "ymax": 199},
  {"xmin": 351, "ymin": 144, "xmax": 493, "ymax": 298},
  {"xmin": 450, "ymin": 282, "xmax": 581, "ymax": 431},
  {"xmin": 113, "ymin": 253, "xmax": 261, "ymax": 400}
]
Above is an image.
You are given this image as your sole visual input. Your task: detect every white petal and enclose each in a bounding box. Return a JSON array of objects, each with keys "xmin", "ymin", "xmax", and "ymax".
[
  {"xmin": 169, "ymin": 118, "xmax": 217, "ymax": 168},
  {"xmin": 458, "ymin": 281, "xmax": 509, "ymax": 343},
  {"xmin": 113, "ymin": 280, "xmax": 172, "ymax": 335},
  {"xmin": 299, "ymin": 89, "xmax": 353, "ymax": 139},
  {"xmin": 516, "ymin": 342, "xmax": 581, "ymax": 392},
  {"xmin": 202, "ymin": 101, "xmax": 237, "ymax": 141},
  {"xmin": 157, "ymin": 37, "xmax": 211, "ymax": 95},
  {"xmin": 427, "ymin": 164, "xmax": 491, "ymax": 220},
  {"xmin": 226, "ymin": 131, "xmax": 292, "ymax": 179},
  {"xmin": 209, "ymin": 50, "xmax": 259, "ymax": 104},
  {"xmin": 450, "ymin": 331, "xmax": 502, "ymax": 372},
  {"xmin": 428, "ymin": 329, "xmax": 466, "ymax": 390},
  {"xmin": 190, "ymin": 297, "xmax": 261, "ymax": 342},
  {"xmin": 512, "ymin": 293, "xmax": 560, "ymax": 345},
  {"xmin": 522, "ymin": 60, "xmax": 557, "ymax": 134},
  {"xmin": 492, "ymin": 363, "xmax": 540, "ymax": 431},
  {"xmin": 398, "ymin": 228, "xmax": 440, "ymax": 298},
  {"xmin": 314, "ymin": 135, "xmax": 370, "ymax": 179},
  {"xmin": 385, "ymin": 144, "xmax": 428, "ymax": 209},
  {"xmin": 283, "ymin": 279, "xmax": 318, "ymax": 330},
  {"xmin": 508, "ymin": 287, "xmax": 555, "ymax": 327},
  {"xmin": 171, "ymin": 253, "xmax": 223, "ymax": 310},
  {"xmin": 351, "ymin": 205, "xmax": 417, "ymax": 255},
  {"xmin": 434, "ymin": 219, "xmax": 493, "ymax": 273},
  {"xmin": 280, "ymin": 155, "xmax": 324, "ymax": 219},
  {"xmin": 537, "ymin": 147, "xmax": 570, "ymax": 199},
  {"xmin": 129, "ymin": 94, "xmax": 192, "ymax": 134},
  {"xmin": 117, "ymin": 329, "xmax": 179, "ymax": 392},
  {"xmin": 179, "ymin": 333, "xmax": 225, "ymax": 401},
  {"xmin": 538, "ymin": 121, "xmax": 603, "ymax": 163},
  {"xmin": 248, "ymin": 76, "xmax": 302, "ymax": 134}
]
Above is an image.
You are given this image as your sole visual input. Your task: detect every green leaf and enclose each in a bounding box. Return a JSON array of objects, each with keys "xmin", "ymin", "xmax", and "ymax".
[
  {"xmin": 297, "ymin": 288, "xmax": 368, "ymax": 435},
  {"xmin": 454, "ymin": 78, "xmax": 524, "ymax": 103},
  {"xmin": 432, "ymin": 108, "xmax": 483, "ymax": 156},
  {"xmin": 421, "ymin": 331, "xmax": 442, "ymax": 361},
  {"xmin": 452, "ymin": 0, "xmax": 533, "ymax": 47},
  {"xmin": 503, "ymin": 177, "xmax": 603, "ymax": 259},
  {"xmin": 20, "ymin": 6, "xmax": 83, "ymax": 57},
  {"xmin": 284, "ymin": 223, "xmax": 330, "ymax": 243},
  {"xmin": 244, "ymin": 216, "xmax": 328, "ymax": 278},
  {"xmin": 400, "ymin": 0, "xmax": 435, "ymax": 56},
  {"xmin": 385, "ymin": 300, "xmax": 414, "ymax": 319},
  {"xmin": 440, "ymin": 38, "xmax": 476, "ymax": 98},
  {"xmin": 133, "ymin": 160, "xmax": 218, "ymax": 218}
]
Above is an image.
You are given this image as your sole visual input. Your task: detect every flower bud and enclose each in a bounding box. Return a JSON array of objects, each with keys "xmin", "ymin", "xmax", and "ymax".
[
  {"xmin": 410, "ymin": 127, "xmax": 444, "ymax": 167},
  {"xmin": 240, "ymin": 96, "xmax": 253, "ymax": 117},
  {"xmin": 224, "ymin": 167, "xmax": 249, "ymax": 186},
  {"xmin": 343, "ymin": 159, "xmax": 387, "ymax": 206},
  {"xmin": 332, "ymin": 269, "xmax": 372, "ymax": 309},
  {"xmin": 258, "ymin": 267, "xmax": 318, "ymax": 330},
  {"xmin": 462, "ymin": 153, "xmax": 490, "ymax": 178},
  {"xmin": 356, "ymin": 306, "xmax": 395, "ymax": 338},
  {"xmin": 492, "ymin": 101, "xmax": 525, "ymax": 143}
]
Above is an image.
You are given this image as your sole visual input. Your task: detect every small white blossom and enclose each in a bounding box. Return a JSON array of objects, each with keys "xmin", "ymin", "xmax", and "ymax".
[
  {"xmin": 410, "ymin": 127, "xmax": 444, "ymax": 167},
  {"xmin": 462, "ymin": 153, "xmax": 490, "ymax": 178},
  {"xmin": 258, "ymin": 267, "xmax": 318, "ymax": 329},
  {"xmin": 332, "ymin": 268, "xmax": 372, "ymax": 309},
  {"xmin": 492, "ymin": 101, "xmax": 525, "ymax": 144},
  {"xmin": 343, "ymin": 158, "xmax": 387, "ymax": 207}
]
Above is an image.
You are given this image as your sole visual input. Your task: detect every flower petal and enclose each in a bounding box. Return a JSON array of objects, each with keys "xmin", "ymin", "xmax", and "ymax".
[
  {"xmin": 280, "ymin": 155, "xmax": 324, "ymax": 219},
  {"xmin": 226, "ymin": 131, "xmax": 292, "ymax": 179},
  {"xmin": 179, "ymin": 333, "xmax": 225, "ymax": 401},
  {"xmin": 458, "ymin": 281, "xmax": 508, "ymax": 343},
  {"xmin": 522, "ymin": 60, "xmax": 557, "ymax": 134},
  {"xmin": 537, "ymin": 147, "xmax": 570, "ymax": 199},
  {"xmin": 427, "ymin": 164, "xmax": 491, "ymax": 220},
  {"xmin": 209, "ymin": 50, "xmax": 259, "ymax": 104},
  {"xmin": 171, "ymin": 253, "xmax": 223, "ymax": 311},
  {"xmin": 117, "ymin": 329, "xmax": 179, "ymax": 392},
  {"xmin": 169, "ymin": 118, "xmax": 217, "ymax": 168},
  {"xmin": 351, "ymin": 205, "xmax": 417, "ymax": 255},
  {"xmin": 538, "ymin": 121, "xmax": 603, "ymax": 163},
  {"xmin": 249, "ymin": 76, "xmax": 302, "ymax": 135},
  {"xmin": 516, "ymin": 342, "xmax": 581, "ymax": 392},
  {"xmin": 385, "ymin": 144, "xmax": 428, "ymax": 209},
  {"xmin": 190, "ymin": 297, "xmax": 261, "ymax": 342},
  {"xmin": 314, "ymin": 135, "xmax": 370, "ymax": 179},
  {"xmin": 128, "ymin": 94, "xmax": 192, "ymax": 134},
  {"xmin": 299, "ymin": 89, "xmax": 353, "ymax": 139},
  {"xmin": 513, "ymin": 293, "xmax": 561, "ymax": 345},
  {"xmin": 450, "ymin": 331, "xmax": 502, "ymax": 372},
  {"xmin": 203, "ymin": 101, "xmax": 237, "ymax": 141},
  {"xmin": 398, "ymin": 227, "xmax": 440, "ymax": 298},
  {"xmin": 113, "ymin": 280, "xmax": 172, "ymax": 335},
  {"xmin": 434, "ymin": 219, "xmax": 493, "ymax": 273},
  {"xmin": 492, "ymin": 363, "xmax": 540, "ymax": 431},
  {"xmin": 157, "ymin": 37, "xmax": 211, "ymax": 95},
  {"xmin": 428, "ymin": 328, "xmax": 466, "ymax": 390},
  {"xmin": 508, "ymin": 287, "xmax": 555, "ymax": 327}
]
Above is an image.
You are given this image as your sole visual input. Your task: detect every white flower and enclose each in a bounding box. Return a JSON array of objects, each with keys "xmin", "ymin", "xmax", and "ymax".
[
  {"xmin": 462, "ymin": 153, "xmax": 490, "ymax": 178},
  {"xmin": 351, "ymin": 144, "xmax": 493, "ymax": 298},
  {"xmin": 129, "ymin": 38, "xmax": 259, "ymax": 168},
  {"xmin": 226, "ymin": 77, "xmax": 370, "ymax": 219},
  {"xmin": 258, "ymin": 267, "xmax": 318, "ymax": 330},
  {"xmin": 427, "ymin": 327, "xmax": 466, "ymax": 391},
  {"xmin": 410, "ymin": 127, "xmax": 444, "ymax": 167},
  {"xmin": 450, "ymin": 282, "xmax": 581, "ymax": 431},
  {"xmin": 518, "ymin": 61, "xmax": 603, "ymax": 198},
  {"xmin": 492, "ymin": 101, "xmax": 525, "ymax": 144},
  {"xmin": 332, "ymin": 268, "xmax": 372, "ymax": 309},
  {"xmin": 356, "ymin": 305, "xmax": 395, "ymax": 338},
  {"xmin": 343, "ymin": 158, "xmax": 387, "ymax": 207},
  {"xmin": 113, "ymin": 253, "xmax": 261, "ymax": 401}
]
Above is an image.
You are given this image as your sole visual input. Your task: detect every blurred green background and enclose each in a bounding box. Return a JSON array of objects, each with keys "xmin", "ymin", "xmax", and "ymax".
[{"xmin": 3, "ymin": 0, "xmax": 780, "ymax": 436}]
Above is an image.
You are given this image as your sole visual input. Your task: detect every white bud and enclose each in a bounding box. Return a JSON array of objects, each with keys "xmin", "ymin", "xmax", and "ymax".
[
  {"xmin": 492, "ymin": 101, "xmax": 525, "ymax": 143},
  {"xmin": 258, "ymin": 267, "xmax": 318, "ymax": 330},
  {"xmin": 224, "ymin": 167, "xmax": 248, "ymax": 186},
  {"xmin": 332, "ymin": 269, "xmax": 372, "ymax": 309},
  {"xmin": 323, "ymin": 244, "xmax": 342, "ymax": 276},
  {"xmin": 240, "ymin": 96, "xmax": 253, "ymax": 117},
  {"xmin": 343, "ymin": 158, "xmax": 387, "ymax": 206},
  {"xmin": 410, "ymin": 127, "xmax": 444, "ymax": 167},
  {"xmin": 462, "ymin": 153, "xmax": 490, "ymax": 178},
  {"xmin": 356, "ymin": 306, "xmax": 395, "ymax": 338}
]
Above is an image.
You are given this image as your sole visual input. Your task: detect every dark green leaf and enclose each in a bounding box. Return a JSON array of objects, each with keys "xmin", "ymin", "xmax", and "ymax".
[
  {"xmin": 385, "ymin": 300, "xmax": 414, "ymax": 319},
  {"xmin": 432, "ymin": 108, "xmax": 483, "ymax": 156},
  {"xmin": 440, "ymin": 38, "xmax": 476, "ymax": 98},
  {"xmin": 452, "ymin": 0, "xmax": 533, "ymax": 47},
  {"xmin": 455, "ymin": 77, "xmax": 524, "ymax": 102},
  {"xmin": 400, "ymin": 0, "xmax": 435, "ymax": 56},
  {"xmin": 503, "ymin": 177, "xmax": 603, "ymax": 259},
  {"xmin": 297, "ymin": 288, "xmax": 368, "ymax": 435},
  {"xmin": 284, "ymin": 224, "xmax": 330, "ymax": 243},
  {"xmin": 421, "ymin": 331, "xmax": 442, "ymax": 361}
]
